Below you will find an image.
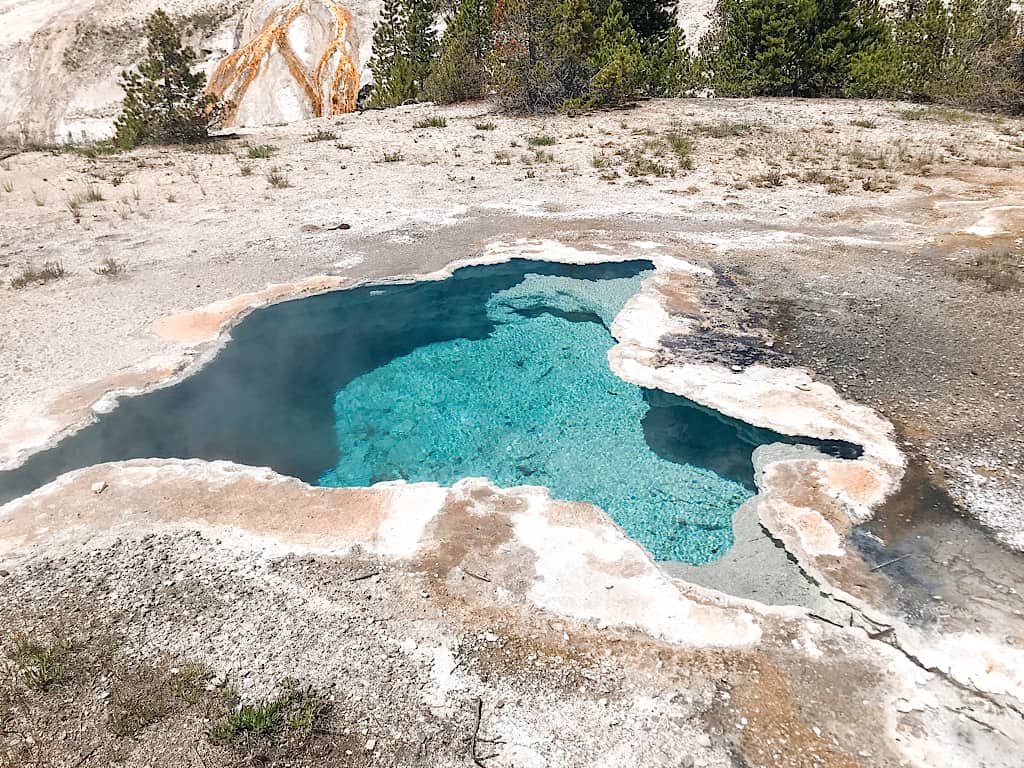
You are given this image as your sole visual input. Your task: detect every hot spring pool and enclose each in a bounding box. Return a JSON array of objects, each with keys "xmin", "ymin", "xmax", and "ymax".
[{"xmin": 0, "ymin": 259, "xmax": 856, "ymax": 564}]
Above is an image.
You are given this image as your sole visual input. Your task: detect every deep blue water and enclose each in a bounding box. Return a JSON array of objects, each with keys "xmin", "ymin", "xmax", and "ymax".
[{"xmin": 0, "ymin": 259, "xmax": 857, "ymax": 563}]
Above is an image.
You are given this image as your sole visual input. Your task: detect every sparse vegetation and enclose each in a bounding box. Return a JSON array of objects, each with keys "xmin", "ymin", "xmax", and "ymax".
[
  {"xmin": 665, "ymin": 130, "xmax": 695, "ymax": 169},
  {"xmin": 413, "ymin": 115, "xmax": 448, "ymax": 128},
  {"xmin": 1, "ymin": 177, "xmax": 13, "ymax": 193},
  {"xmin": 93, "ymin": 257, "xmax": 126, "ymax": 277},
  {"xmin": 305, "ymin": 127, "xmax": 338, "ymax": 142},
  {"xmin": 266, "ymin": 167, "xmax": 291, "ymax": 188},
  {"xmin": 527, "ymin": 134, "xmax": 557, "ymax": 147},
  {"xmin": 850, "ymin": 119, "xmax": 877, "ymax": 128},
  {"xmin": 692, "ymin": 121, "xmax": 753, "ymax": 138},
  {"xmin": 109, "ymin": 663, "xmax": 213, "ymax": 737},
  {"xmin": 210, "ymin": 680, "xmax": 329, "ymax": 749},
  {"xmin": 247, "ymin": 144, "xmax": 277, "ymax": 159},
  {"xmin": 382, "ymin": 151, "xmax": 404, "ymax": 162},
  {"xmin": 475, "ymin": 121, "xmax": 497, "ymax": 131},
  {"xmin": 7, "ymin": 635, "xmax": 72, "ymax": 689},
  {"xmin": 754, "ymin": 167, "xmax": 784, "ymax": 188}
]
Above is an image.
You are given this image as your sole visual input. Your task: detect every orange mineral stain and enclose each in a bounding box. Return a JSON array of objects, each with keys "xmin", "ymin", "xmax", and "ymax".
[{"xmin": 208, "ymin": 1, "xmax": 359, "ymax": 124}]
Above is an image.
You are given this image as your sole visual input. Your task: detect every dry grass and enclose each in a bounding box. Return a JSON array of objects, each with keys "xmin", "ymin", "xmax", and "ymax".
[
  {"xmin": 92, "ymin": 257, "xmax": 126, "ymax": 277},
  {"xmin": 305, "ymin": 127, "xmax": 338, "ymax": 142},
  {"xmin": 691, "ymin": 121, "xmax": 754, "ymax": 138},
  {"xmin": 413, "ymin": 115, "xmax": 448, "ymax": 129},
  {"xmin": 9, "ymin": 261, "xmax": 67, "ymax": 289},
  {"xmin": 266, "ymin": 167, "xmax": 291, "ymax": 188}
]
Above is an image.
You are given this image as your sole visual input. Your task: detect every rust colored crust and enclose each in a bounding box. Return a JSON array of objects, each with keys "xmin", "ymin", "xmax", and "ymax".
[
  {"xmin": 0, "ymin": 463, "xmax": 396, "ymax": 553},
  {"xmin": 728, "ymin": 654, "xmax": 865, "ymax": 768},
  {"xmin": 150, "ymin": 275, "xmax": 349, "ymax": 343},
  {"xmin": 208, "ymin": 1, "xmax": 360, "ymax": 125}
]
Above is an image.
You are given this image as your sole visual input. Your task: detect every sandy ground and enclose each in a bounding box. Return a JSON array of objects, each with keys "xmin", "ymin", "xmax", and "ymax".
[{"xmin": 2, "ymin": 97, "xmax": 1024, "ymax": 766}]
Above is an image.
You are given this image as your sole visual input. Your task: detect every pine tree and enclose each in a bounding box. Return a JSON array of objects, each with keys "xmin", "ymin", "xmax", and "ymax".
[
  {"xmin": 490, "ymin": 0, "xmax": 565, "ymax": 112},
  {"xmin": 619, "ymin": 0, "xmax": 677, "ymax": 41},
  {"xmin": 803, "ymin": 0, "xmax": 890, "ymax": 95},
  {"xmin": 699, "ymin": 0, "xmax": 818, "ymax": 96},
  {"xmin": 424, "ymin": 0, "xmax": 495, "ymax": 103},
  {"xmin": 113, "ymin": 9, "xmax": 222, "ymax": 147},
  {"xmin": 896, "ymin": 0, "xmax": 951, "ymax": 98},
  {"xmin": 405, "ymin": 0, "xmax": 440, "ymax": 92},
  {"xmin": 646, "ymin": 27, "xmax": 695, "ymax": 97},
  {"xmin": 589, "ymin": 0, "xmax": 646, "ymax": 105},
  {"xmin": 368, "ymin": 0, "xmax": 415, "ymax": 106},
  {"xmin": 553, "ymin": 0, "xmax": 598, "ymax": 101}
]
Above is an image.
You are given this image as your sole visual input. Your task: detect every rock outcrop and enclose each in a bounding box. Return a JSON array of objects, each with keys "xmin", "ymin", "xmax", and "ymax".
[
  {"xmin": 0, "ymin": 0, "xmax": 378, "ymax": 143},
  {"xmin": 208, "ymin": 0, "xmax": 363, "ymax": 127}
]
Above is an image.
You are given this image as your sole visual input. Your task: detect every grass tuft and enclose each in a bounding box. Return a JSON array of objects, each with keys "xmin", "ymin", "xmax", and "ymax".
[
  {"xmin": 665, "ymin": 131, "xmax": 695, "ymax": 169},
  {"xmin": 93, "ymin": 257, "xmax": 126, "ymax": 277},
  {"xmin": 305, "ymin": 127, "xmax": 338, "ymax": 142},
  {"xmin": 210, "ymin": 680, "xmax": 329, "ymax": 748},
  {"xmin": 956, "ymin": 250, "xmax": 1024, "ymax": 292},
  {"xmin": 475, "ymin": 121, "xmax": 497, "ymax": 131},
  {"xmin": 692, "ymin": 121, "xmax": 753, "ymax": 138},
  {"xmin": 266, "ymin": 167, "xmax": 291, "ymax": 188},
  {"xmin": 10, "ymin": 261, "xmax": 67, "ymax": 289},
  {"xmin": 8, "ymin": 636, "xmax": 72, "ymax": 690},
  {"xmin": 246, "ymin": 144, "xmax": 277, "ymax": 159},
  {"xmin": 527, "ymin": 134, "xmax": 557, "ymax": 147},
  {"xmin": 413, "ymin": 115, "xmax": 447, "ymax": 129}
]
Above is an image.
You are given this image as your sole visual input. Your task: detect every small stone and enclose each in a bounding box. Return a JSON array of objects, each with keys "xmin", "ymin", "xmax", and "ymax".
[
  {"xmin": 420, "ymin": 590, "xmax": 429, "ymax": 598},
  {"xmin": 730, "ymin": 365, "xmax": 743, "ymax": 373},
  {"xmin": 364, "ymin": 738, "xmax": 377, "ymax": 751},
  {"xmin": 484, "ymin": 632, "xmax": 498, "ymax": 642},
  {"xmin": 91, "ymin": 481, "xmax": 107, "ymax": 494}
]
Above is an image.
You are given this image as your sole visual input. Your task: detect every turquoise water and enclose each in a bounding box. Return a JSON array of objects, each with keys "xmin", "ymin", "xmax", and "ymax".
[
  {"xmin": 320, "ymin": 271, "xmax": 750, "ymax": 563},
  {"xmin": 0, "ymin": 259, "xmax": 856, "ymax": 564}
]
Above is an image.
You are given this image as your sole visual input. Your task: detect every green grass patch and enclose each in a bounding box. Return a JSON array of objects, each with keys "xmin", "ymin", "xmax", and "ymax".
[
  {"xmin": 413, "ymin": 115, "xmax": 448, "ymax": 129},
  {"xmin": 246, "ymin": 144, "xmax": 277, "ymax": 159},
  {"xmin": 665, "ymin": 131, "xmax": 695, "ymax": 170},
  {"xmin": 210, "ymin": 680, "xmax": 328, "ymax": 748},
  {"xmin": 527, "ymin": 134, "xmax": 557, "ymax": 146},
  {"xmin": 9, "ymin": 636, "xmax": 72, "ymax": 690}
]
